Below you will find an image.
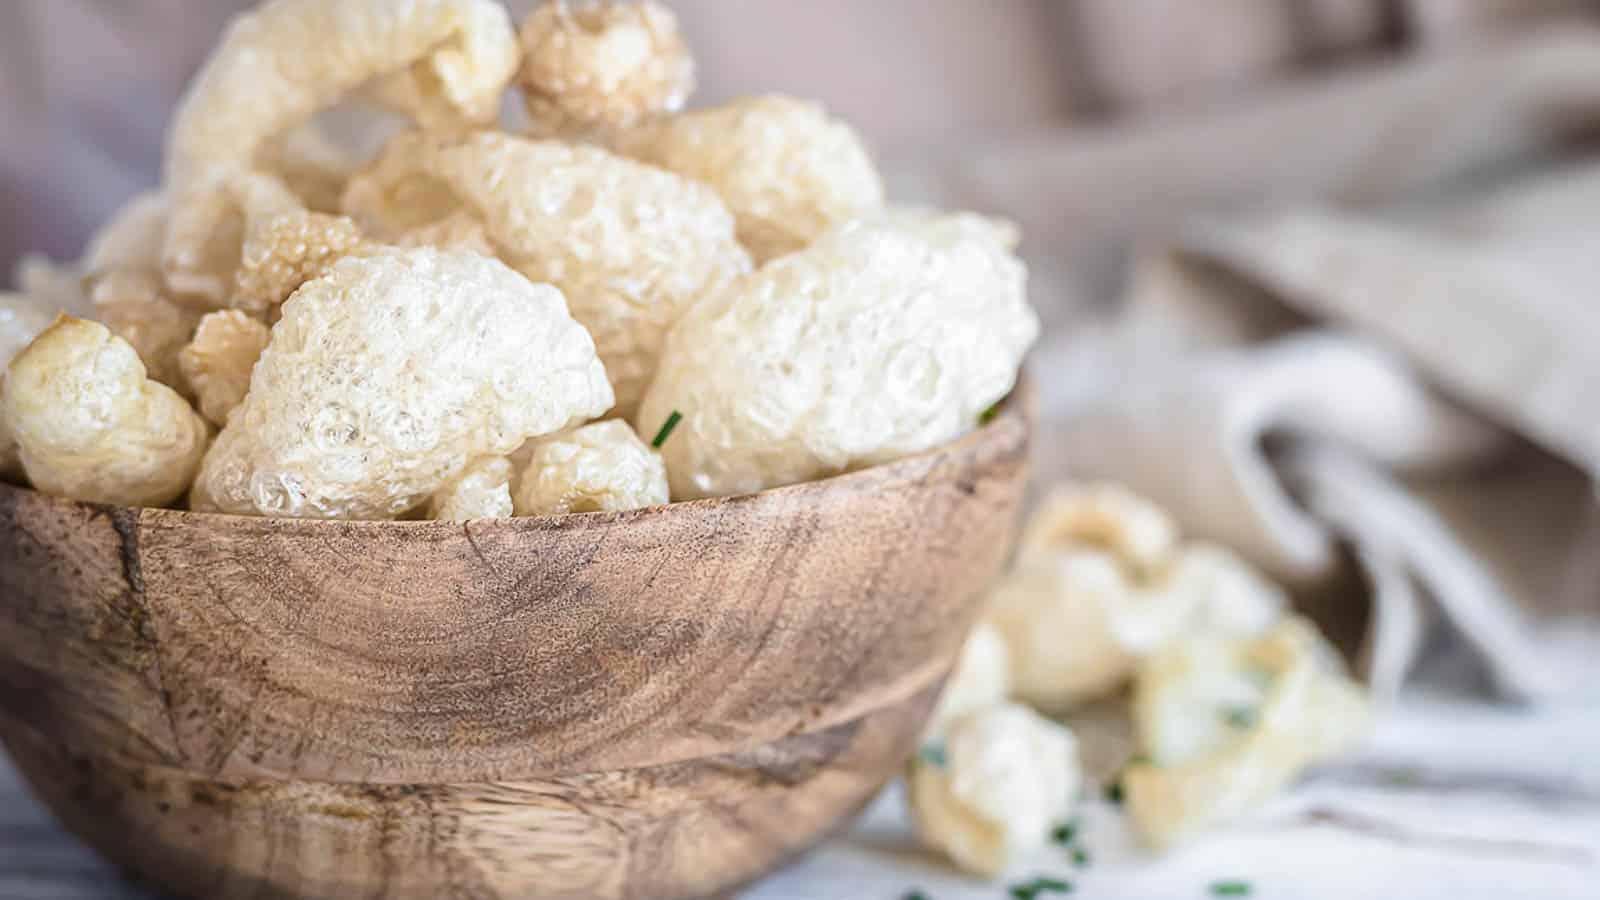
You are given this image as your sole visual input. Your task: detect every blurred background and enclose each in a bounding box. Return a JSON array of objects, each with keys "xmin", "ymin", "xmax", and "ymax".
[{"xmin": 5, "ymin": 1, "xmax": 1600, "ymax": 896}]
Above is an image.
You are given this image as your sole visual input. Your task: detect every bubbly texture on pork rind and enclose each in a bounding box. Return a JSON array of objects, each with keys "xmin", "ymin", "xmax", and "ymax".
[
  {"xmin": 179, "ymin": 311, "xmax": 272, "ymax": 427},
  {"xmin": 343, "ymin": 130, "xmax": 750, "ymax": 415},
  {"xmin": 192, "ymin": 248, "xmax": 613, "ymax": 520},
  {"xmin": 2, "ymin": 317, "xmax": 209, "ymax": 507},
  {"xmin": 162, "ymin": 0, "xmax": 519, "ymax": 302},
  {"xmin": 908, "ymin": 703, "xmax": 1082, "ymax": 878},
  {"xmin": 636, "ymin": 213, "xmax": 1037, "ymax": 500},
  {"xmin": 518, "ymin": 0, "xmax": 695, "ymax": 134},
  {"xmin": 1124, "ymin": 617, "xmax": 1370, "ymax": 848},
  {"xmin": 428, "ymin": 456, "xmax": 514, "ymax": 521},
  {"xmin": 617, "ymin": 95, "xmax": 885, "ymax": 262},
  {"xmin": 513, "ymin": 419, "xmax": 668, "ymax": 516}
]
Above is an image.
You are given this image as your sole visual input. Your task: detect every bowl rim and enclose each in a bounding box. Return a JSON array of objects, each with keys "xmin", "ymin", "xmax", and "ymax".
[{"xmin": 0, "ymin": 374, "xmax": 1033, "ymax": 529}]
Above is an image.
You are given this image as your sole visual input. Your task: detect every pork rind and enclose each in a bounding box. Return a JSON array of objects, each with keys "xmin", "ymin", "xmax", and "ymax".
[
  {"xmin": 513, "ymin": 419, "xmax": 668, "ymax": 515},
  {"xmin": 259, "ymin": 123, "xmax": 362, "ymax": 214},
  {"xmin": 987, "ymin": 485, "xmax": 1286, "ymax": 712},
  {"xmin": 636, "ymin": 213, "xmax": 1037, "ymax": 499},
  {"xmin": 192, "ymin": 248, "xmax": 612, "ymax": 520},
  {"xmin": 232, "ymin": 205, "xmax": 371, "ymax": 320},
  {"xmin": 517, "ymin": 0, "xmax": 695, "ymax": 134},
  {"xmin": 162, "ymin": 0, "xmax": 519, "ymax": 302},
  {"xmin": 83, "ymin": 192, "xmax": 171, "ymax": 274},
  {"xmin": 908, "ymin": 703, "xmax": 1082, "ymax": 878},
  {"xmin": 1124, "ymin": 617, "xmax": 1370, "ymax": 849},
  {"xmin": 179, "ymin": 311, "xmax": 272, "ymax": 427},
  {"xmin": 343, "ymin": 130, "xmax": 750, "ymax": 414},
  {"xmin": 2, "ymin": 317, "xmax": 208, "ymax": 507},
  {"xmin": 86, "ymin": 270, "xmax": 202, "ymax": 393},
  {"xmin": 927, "ymin": 622, "xmax": 1011, "ymax": 736},
  {"xmin": 617, "ymin": 95, "xmax": 885, "ymax": 262},
  {"xmin": 0, "ymin": 293, "xmax": 59, "ymax": 478},
  {"xmin": 428, "ymin": 456, "xmax": 514, "ymax": 521},
  {"xmin": 15, "ymin": 255, "xmax": 91, "ymax": 320}
]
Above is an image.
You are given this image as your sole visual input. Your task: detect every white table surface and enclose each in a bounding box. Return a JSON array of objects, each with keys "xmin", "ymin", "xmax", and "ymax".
[{"xmin": 5, "ymin": 690, "xmax": 1597, "ymax": 900}]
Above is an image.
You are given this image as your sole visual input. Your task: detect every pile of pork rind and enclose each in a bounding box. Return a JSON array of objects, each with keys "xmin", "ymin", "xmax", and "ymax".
[{"xmin": 0, "ymin": 0, "xmax": 1038, "ymax": 520}]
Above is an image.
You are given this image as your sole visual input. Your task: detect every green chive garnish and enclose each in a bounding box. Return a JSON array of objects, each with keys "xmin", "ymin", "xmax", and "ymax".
[
  {"xmin": 1011, "ymin": 876, "xmax": 1074, "ymax": 898},
  {"xmin": 979, "ymin": 401, "xmax": 1003, "ymax": 425},
  {"xmin": 1211, "ymin": 881, "xmax": 1252, "ymax": 896},
  {"xmin": 1071, "ymin": 846, "xmax": 1090, "ymax": 868},
  {"xmin": 1222, "ymin": 706, "xmax": 1258, "ymax": 729},
  {"xmin": 1050, "ymin": 821, "xmax": 1077, "ymax": 846},
  {"xmin": 917, "ymin": 742, "xmax": 947, "ymax": 767},
  {"xmin": 903, "ymin": 891, "xmax": 930, "ymax": 900},
  {"xmin": 1105, "ymin": 780, "xmax": 1124, "ymax": 805},
  {"xmin": 651, "ymin": 410, "xmax": 683, "ymax": 449}
]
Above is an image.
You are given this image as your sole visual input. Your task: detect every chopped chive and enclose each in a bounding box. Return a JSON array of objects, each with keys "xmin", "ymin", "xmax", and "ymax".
[
  {"xmin": 1050, "ymin": 821, "xmax": 1078, "ymax": 846},
  {"xmin": 1211, "ymin": 881, "xmax": 1252, "ymax": 896},
  {"xmin": 651, "ymin": 410, "xmax": 683, "ymax": 449},
  {"xmin": 1071, "ymin": 846, "xmax": 1091, "ymax": 868},
  {"xmin": 916, "ymin": 742, "xmax": 947, "ymax": 767},
  {"xmin": 1104, "ymin": 779, "xmax": 1124, "ymax": 805},
  {"xmin": 1222, "ymin": 706, "xmax": 1258, "ymax": 729},
  {"xmin": 979, "ymin": 401, "xmax": 1003, "ymax": 425},
  {"xmin": 1010, "ymin": 876, "xmax": 1073, "ymax": 898},
  {"xmin": 903, "ymin": 891, "xmax": 930, "ymax": 900}
]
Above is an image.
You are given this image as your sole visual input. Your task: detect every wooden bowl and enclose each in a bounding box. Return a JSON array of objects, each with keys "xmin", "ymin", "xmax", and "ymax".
[{"xmin": 0, "ymin": 380, "xmax": 1032, "ymax": 900}]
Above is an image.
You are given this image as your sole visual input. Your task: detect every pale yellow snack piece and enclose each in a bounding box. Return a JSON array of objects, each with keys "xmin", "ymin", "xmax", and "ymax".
[
  {"xmin": 83, "ymin": 192, "xmax": 171, "ymax": 274},
  {"xmin": 907, "ymin": 703, "xmax": 1082, "ymax": 878},
  {"xmin": 927, "ymin": 622, "xmax": 1011, "ymax": 737},
  {"xmin": 2, "ymin": 317, "xmax": 208, "ymax": 507},
  {"xmin": 259, "ymin": 122, "xmax": 361, "ymax": 214},
  {"xmin": 232, "ymin": 207, "xmax": 371, "ymax": 319},
  {"xmin": 428, "ymin": 456, "xmax": 515, "ymax": 521},
  {"xmin": 513, "ymin": 420, "xmax": 667, "ymax": 516},
  {"xmin": 193, "ymin": 248, "xmax": 613, "ymax": 520},
  {"xmin": 88, "ymin": 269, "xmax": 202, "ymax": 393},
  {"xmin": 162, "ymin": 0, "xmax": 519, "ymax": 302},
  {"xmin": 1124, "ymin": 617, "xmax": 1370, "ymax": 849},
  {"xmin": 344, "ymin": 130, "xmax": 750, "ymax": 414},
  {"xmin": 636, "ymin": 213, "xmax": 1037, "ymax": 500},
  {"xmin": 0, "ymin": 293, "xmax": 59, "ymax": 478},
  {"xmin": 517, "ymin": 0, "xmax": 695, "ymax": 134},
  {"xmin": 179, "ymin": 311, "xmax": 272, "ymax": 427},
  {"xmin": 988, "ymin": 486, "xmax": 1288, "ymax": 713},
  {"xmin": 394, "ymin": 212, "xmax": 498, "ymax": 256},
  {"xmin": 617, "ymin": 95, "xmax": 885, "ymax": 262}
]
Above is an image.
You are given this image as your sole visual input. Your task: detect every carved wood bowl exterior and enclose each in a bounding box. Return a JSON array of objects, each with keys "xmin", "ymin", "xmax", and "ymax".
[{"xmin": 0, "ymin": 380, "xmax": 1032, "ymax": 900}]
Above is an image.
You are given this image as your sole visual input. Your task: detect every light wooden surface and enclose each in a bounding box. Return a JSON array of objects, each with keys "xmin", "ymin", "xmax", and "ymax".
[{"xmin": 7, "ymin": 690, "xmax": 1598, "ymax": 899}]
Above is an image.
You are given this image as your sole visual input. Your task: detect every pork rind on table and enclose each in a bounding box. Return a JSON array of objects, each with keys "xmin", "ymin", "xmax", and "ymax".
[
  {"xmin": 615, "ymin": 95, "xmax": 886, "ymax": 262},
  {"xmin": 428, "ymin": 456, "xmax": 515, "ymax": 521},
  {"xmin": 986, "ymin": 484, "xmax": 1286, "ymax": 712},
  {"xmin": 907, "ymin": 703, "xmax": 1083, "ymax": 878},
  {"xmin": 162, "ymin": 0, "xmax": 519, "ymax": 303},
  {"xmin": 636, "ymin": 213, "xmax": 1037, "ymax": 500},
  {"xmin": 513, "ymin": 420, "xmax": 668, "ymax": 516},
  {"xmin": 343, "ymin": 130, "xmax": 750, "ymax": 415},
  {"xmin": 192, "ymin": 248, "xmax": 613, "ymax": 520},
  {"xmin": 1123, "ymin": 617, "xmax": 1371, "ymax": 848},
  {"xmin": 1, "ymin": 317, "xmax": 209, "ymax": 508},
  {"xmin": 926, "ymin": 622, "xmax": 1011, "ymax": 737},
  {"xmin": 518, "ymin": 0, "xmax": 694, "ymax": 134}
]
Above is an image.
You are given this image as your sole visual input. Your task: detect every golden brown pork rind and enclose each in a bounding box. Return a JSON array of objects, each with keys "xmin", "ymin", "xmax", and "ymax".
[
  {"xmin": 615, "ymin": 95, "xmax": 885, "ymax": 262},
  {"xmin": 2, "ymin": 317, "xmax": 208, "ymax": 507},
  {"xmin": 162, "ymin": 0, "xmax": 520, "ymax": 302},
  {"xmin": 344, "ymin": 130, "xmax": 750, "ymax": 415},
  {"xmin": 517, "ymin": 0, "xmax": 695, "ymax": 134},
  {"xmin": 192, "ymin": 248, "xmax": 613, "ymax": 520}
]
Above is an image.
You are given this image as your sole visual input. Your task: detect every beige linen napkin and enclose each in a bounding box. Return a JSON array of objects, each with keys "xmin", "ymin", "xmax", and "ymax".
[{"xmin": 1051, "ymin": 161, "xmax": 1600, "ymax": 703}]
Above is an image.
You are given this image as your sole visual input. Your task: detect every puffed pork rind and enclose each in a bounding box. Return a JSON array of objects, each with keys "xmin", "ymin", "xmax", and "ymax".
[
  {"xmin": 616, "ymin": 95, "xmax": 886, "ymax": 262},
  {"xmin": 162, "ymin": 0, "xmax": 519, "ymax": 302},
  {"xmin": 636, "ymin": 213, "xmax": 1038, "ymax": 500},
  {"xmin": 513, "ymin": 419, "xmax": 668, "ymax": 515},
  {"xmin": 428, "ymin": 456, "xmax": 514, "ymax": 521},
  {"xmin": 179, "ymin": 311, "xmax": 272, "ymax": 427},
  {"xmin": 926, "ymin": 622, "xmax": 1011, "ymax": 737},
  {"xmin": 192, "ymin": 247, "xmax": 612, "ymax": 520},
  {"xmin": 907, "ymin": 703, "xmax": 1082, "ymax": 878},
  {"xmin": 0, "ymin": 293, "xmax": 60, "ymax": 478},
  {"xmin": 517, "ymin": 0, "xmax": 695, "ymax": 134},
  {"xmin": 1124, "ymin": 617, "xmax": 1371, "ymax": 849},
  {"xmin": 343, "ymin": 130, "xmax": 750, "ymax": 415},
  {"xmin": 2, "ymin": 317, "xmax": 208, "ymax": 507}
]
